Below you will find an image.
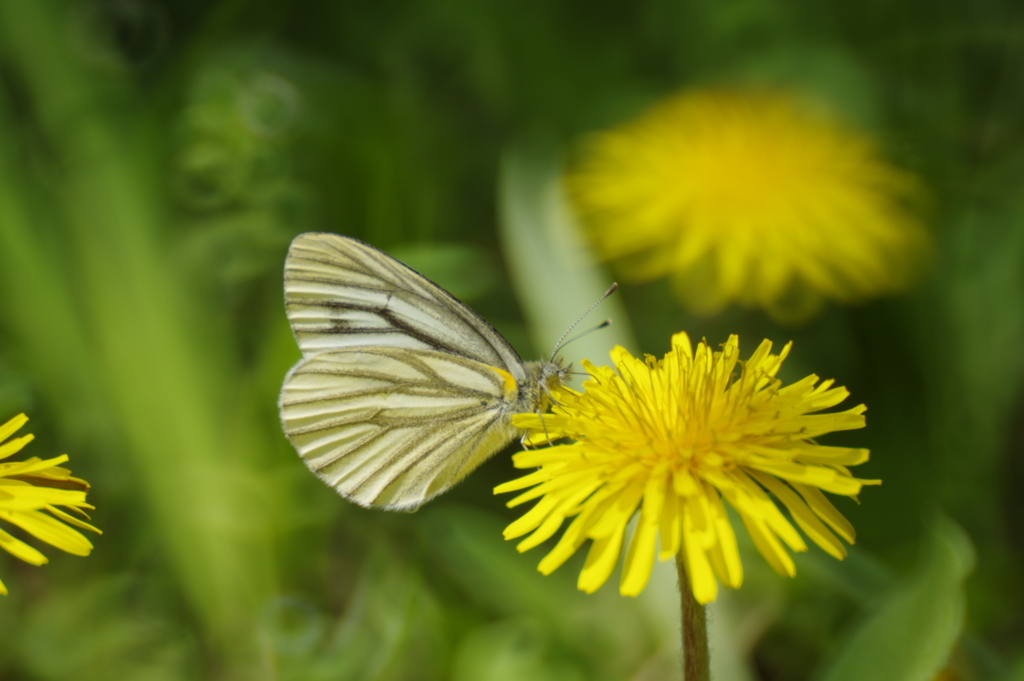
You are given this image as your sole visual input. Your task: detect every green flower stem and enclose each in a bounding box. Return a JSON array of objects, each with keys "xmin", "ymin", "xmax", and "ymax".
[{"xmin": 677, "ymin": 552, "xmax": 711, "ymax": 681}]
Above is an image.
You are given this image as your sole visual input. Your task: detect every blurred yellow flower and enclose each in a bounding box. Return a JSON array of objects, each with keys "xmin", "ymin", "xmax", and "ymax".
[
  {"xmin": 567, "ymin": 90, "xmax": 929, "ymax": 321},
  {"xmin": 496, "ymin": 333, "xmax": 877, "ymax": 603},
  {"xmin": 0, "ymin": 414, "xmax": 100, "ymax": 595}
]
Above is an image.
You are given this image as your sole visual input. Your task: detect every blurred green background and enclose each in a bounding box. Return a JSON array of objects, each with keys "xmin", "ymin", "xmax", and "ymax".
[{"xmin": 0, "ymin": 1, "xmax": 1022, "ymax": 679}]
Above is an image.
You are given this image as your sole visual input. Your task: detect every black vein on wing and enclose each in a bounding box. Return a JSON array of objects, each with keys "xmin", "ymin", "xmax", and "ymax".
[
  {"xmin": 287, "ymin": 298, "xmax": 469, "ymax": 359},
  {"xmin": 404, "ymin": 410, "xmax": 505, "ymax": 490},
  {"xmin": 358, "ymin": 409, "xmax": 505, "ymax": 504},
  {"xmin": 285, "ymin": 237, "xmax": 525, "ymax": 368},
  {"xmin": 282, "ymin": 350, "xmax": 504, "ymax": 434}
]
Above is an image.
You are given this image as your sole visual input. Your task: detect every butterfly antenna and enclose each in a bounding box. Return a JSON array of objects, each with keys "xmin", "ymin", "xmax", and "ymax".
[
  {"xmin": 549, "ymin": 283, "xmax": 619, "ymax": 361},
  {"xmin": 557, "ymin": 319, "xmax": 612, "ymax": 353}
]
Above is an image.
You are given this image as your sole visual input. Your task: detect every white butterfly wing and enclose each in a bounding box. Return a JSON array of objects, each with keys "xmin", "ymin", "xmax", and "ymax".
[
  {"xmin": 280, "ymin": 233, "xmax": 529, "ymax": 510},
  {"xmin": 281, "ymin": 348, "xmax": 521, "ymax": 510},
  {"xmin": 284, "ymin": 232, "xmax": 527, "ymax": 380}
]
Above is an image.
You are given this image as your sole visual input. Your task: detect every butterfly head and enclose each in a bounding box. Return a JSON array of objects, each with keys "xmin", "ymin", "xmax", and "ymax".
[{"xmin": 525, "ymin": 358, "xmax": 570, "ymax": 414}]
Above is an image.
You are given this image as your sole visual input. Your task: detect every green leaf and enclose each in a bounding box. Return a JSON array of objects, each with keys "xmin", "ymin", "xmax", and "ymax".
[
  {"xmin": 452, "ymin": 619, "xmax": 585, "ymax": 681},
  {"xmin": 418, "ymin": 506, "xmax": 660, "ymax": 680},
  {"xmin": 815, "ymin": 517, "xmax": 975, "ymax": 681},
  {"xmin": 1007, "ymin": 657, "xmax": 1024, "ymax": 681},
  {"xmin": 388, "ymin": 242, "xmax": 499, "ymax": 303}
]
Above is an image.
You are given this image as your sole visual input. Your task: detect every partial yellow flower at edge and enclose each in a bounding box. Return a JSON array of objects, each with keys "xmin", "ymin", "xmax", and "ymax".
[
  {"xmin": 566, "ymin": 89, "xmax": 931, "ymax": 322},
  {"xmin": 0, "ymin": 414, "xmax": 101, "ymax": 595},
  {"xmin": 495, "ymin": 333, "xmax": 878, "ymax": 604}
]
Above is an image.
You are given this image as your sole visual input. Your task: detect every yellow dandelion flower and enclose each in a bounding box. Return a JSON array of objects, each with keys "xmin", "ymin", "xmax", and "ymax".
[
  {"xmin": 495, "ymin": 333, "xmax": 878, "ymax": 604},
  {"xmin": 0, "ymin": 414, "xmax": 100, "ymax": 595},
  {"xmin": 567, "ymin": 89, "xmax": 930, "ymax": 321}
]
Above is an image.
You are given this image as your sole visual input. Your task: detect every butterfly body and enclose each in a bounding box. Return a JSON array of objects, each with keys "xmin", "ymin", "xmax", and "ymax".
[{"xmin": 279, "ymin": 233, "xmax": 567, "ymax": 511}]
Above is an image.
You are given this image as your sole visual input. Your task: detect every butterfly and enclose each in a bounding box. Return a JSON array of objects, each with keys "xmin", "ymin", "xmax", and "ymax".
[{"xmin": 278, "ymin": 232, "xmax": 570, "ymax": 511}]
